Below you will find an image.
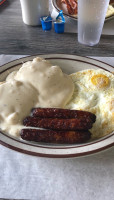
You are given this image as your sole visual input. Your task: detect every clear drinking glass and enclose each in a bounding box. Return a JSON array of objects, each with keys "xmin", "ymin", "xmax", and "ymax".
[
  {"xmin": 20, "ymin": 0, "xmax": 49, "ymax": 26},
  {"xmin": 78, "ymin": 0, "xmax": 110, "ymax": 46}
]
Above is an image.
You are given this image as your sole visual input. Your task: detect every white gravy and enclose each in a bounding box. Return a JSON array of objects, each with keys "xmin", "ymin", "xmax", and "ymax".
[{"xmin": 0, "ymin": 57, "xmax": 74, "ymax": 136}]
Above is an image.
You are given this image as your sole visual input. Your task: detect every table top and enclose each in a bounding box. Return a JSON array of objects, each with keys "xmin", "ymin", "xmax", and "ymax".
[
  {"xmin": 0, "ymin": 1, "xmax": 114, "ymax": 199},
  {"xmin": 0, "ymin": 0, "xmax": 114, "ymax": 56},
  {"xmin": 0, "ymin": 0, "xmax": 114, "ymax": 195}
]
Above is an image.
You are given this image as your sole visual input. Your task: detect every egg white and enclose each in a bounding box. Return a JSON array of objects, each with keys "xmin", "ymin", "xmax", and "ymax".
[{"xmin": 66, "ymin": 69, "xmax": 114, "ymax": 139}]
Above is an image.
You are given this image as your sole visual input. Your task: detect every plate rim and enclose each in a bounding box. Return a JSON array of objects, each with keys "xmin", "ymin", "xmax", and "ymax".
[
  {"xmin": 0, "ymin": 53, "xmax": 114, "ymax": 70},
  {"xmin": 0, "ymin": 139, "xmax": 113, "ymax": 158},
  {"xmin": 0, "ymin": 54, "xmax": 114, "ymax": 158}
]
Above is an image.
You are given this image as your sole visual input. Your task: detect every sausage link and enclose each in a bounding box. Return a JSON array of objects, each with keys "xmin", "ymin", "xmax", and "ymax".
[
  {"xmin": 23, "ymin": 117, "xmax": 93, "ymax": 130},
  {"xmin": 32, "ymin": 108, "xmax": 96, "ymax": 123},
  {"xmin": 20, "ymin": 128, "xmax": 91, "ymax": 144}
]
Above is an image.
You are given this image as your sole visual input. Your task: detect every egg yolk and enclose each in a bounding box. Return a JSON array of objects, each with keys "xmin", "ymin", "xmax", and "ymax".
[{"xmin": 91, "ymin": 74, "xmax": 109, "ymax": 88}]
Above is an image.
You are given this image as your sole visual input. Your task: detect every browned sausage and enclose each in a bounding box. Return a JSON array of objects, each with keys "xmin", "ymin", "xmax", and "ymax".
[
  {"xmin": 62, "ymin": 0, "xmax": 77, "ymax": 15},
  {"xmin": 20, "ymin": 128, "xmax": 91, "ymax": 144},
  {"xmin": 23, "ymin": 117, "xmax": 93, "ymax": 130},
  {"xmin": 31, "ymin": 108, "xmax": 96, "ymax": 123}
]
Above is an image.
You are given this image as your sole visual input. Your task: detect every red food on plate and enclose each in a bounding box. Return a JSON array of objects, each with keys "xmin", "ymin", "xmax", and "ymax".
[{"xmin": 61, "ymin": 0, "xmax": 78, "ymax": 15}]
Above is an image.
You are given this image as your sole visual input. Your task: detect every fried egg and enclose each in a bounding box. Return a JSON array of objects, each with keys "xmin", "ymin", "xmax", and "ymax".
[{"xmin": 66, "ymin": 69, "xmax": 114, "ymax": 139}]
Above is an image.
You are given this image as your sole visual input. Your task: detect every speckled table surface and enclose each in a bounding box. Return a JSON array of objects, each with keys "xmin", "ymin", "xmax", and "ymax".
[
  {"xmin": 0, "ymin": 55, "xmax": 114, "ymax": 200},
  {"xmin": 0, "ymin": 0, "xmax": 114, "ymax": 56},
  {"xmin": 0, "ymin": 141, "xmax": 114, "ymax": 200}
]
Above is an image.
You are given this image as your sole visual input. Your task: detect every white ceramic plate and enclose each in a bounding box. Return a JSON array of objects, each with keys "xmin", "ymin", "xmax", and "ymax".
[
  {"xmin": 52, "ymin": 0, "xmax": 114, "ymax": 22},
  {"xmin": 0, "ymin": 54, "xmax": 113, "ymax": 158}
]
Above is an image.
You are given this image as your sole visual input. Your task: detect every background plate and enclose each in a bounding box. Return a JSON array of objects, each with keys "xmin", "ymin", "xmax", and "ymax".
[{"xmin": 52, "ymin": 0, "xmax": 114, "ymax": 22}]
